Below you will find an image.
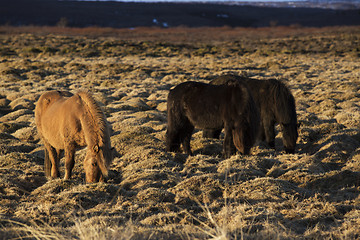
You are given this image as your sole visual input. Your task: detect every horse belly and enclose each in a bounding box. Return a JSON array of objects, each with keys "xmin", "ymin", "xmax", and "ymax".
[
  {"xmin": 192, "ymin": 116, "xmax": 223, "ymax": 130},
  {"xmin": 184, "ymin": 102, "xmax": 223, "ymax": 130}
]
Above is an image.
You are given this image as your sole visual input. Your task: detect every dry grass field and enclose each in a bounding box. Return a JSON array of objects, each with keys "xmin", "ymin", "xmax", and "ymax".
[{"xmin": 0, "ymin": 26, "xmax": 360, "ymax": 239}]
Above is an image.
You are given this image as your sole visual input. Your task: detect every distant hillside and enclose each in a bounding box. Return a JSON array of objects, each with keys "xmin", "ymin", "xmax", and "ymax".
[{"xmin": 2, "ymin": 0, "xmax": 360, "ymax": 28}]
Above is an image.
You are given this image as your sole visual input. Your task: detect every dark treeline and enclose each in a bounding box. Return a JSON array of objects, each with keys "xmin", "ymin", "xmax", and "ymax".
[{"xmin": 2, "ymin": 0, "xmax": 360, "ymax": 28}]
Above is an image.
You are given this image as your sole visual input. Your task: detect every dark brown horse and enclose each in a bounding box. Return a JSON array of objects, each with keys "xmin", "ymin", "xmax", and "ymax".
[
  {"xmin": 35, "ymin": 90, "xmax": 113, "ymax": 183},
  {"xmin": 166, "ymin": 81, "xmax": 260, "ymax": 158},
  {"xmin": 204, "ymin": 75, "xmax": 298, "ymax": 153}
]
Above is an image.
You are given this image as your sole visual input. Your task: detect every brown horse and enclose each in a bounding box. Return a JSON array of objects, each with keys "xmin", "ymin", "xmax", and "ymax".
[
  {"xmin": 204, "ymin": 75, "xmax": 298, "ymax": 153},
  {"xmin": 166, "ymin": 81, "xmax": 260, "ymax": 158},
  {"xmin": 35, "ymin": 90, "xmax": 113, "ymax": 183}
]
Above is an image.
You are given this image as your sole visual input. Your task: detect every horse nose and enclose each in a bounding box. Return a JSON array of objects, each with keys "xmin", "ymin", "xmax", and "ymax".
[{"xmin": 86, "ymin": 175, "xmax": 100, "ymax": 183}]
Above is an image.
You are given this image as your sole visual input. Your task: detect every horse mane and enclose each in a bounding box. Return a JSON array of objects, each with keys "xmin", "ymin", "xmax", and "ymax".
[
  {"xmin": 268, "ymin": 79, "xmax": 297, "ymax": 124},
  {"xmin": 77, "ymin": 92, "xmax": 106, "ymax": 144},
  {"xmin": 228, "ymin": 80, "xmax": 248, "ymax": 119},
  {"xmin": 230, "ymin": 81, "xmax": 260, "ymax": 150},
  {"xmin": 77, "ymin": 91, "xmax": 111, "ymax": 172}
]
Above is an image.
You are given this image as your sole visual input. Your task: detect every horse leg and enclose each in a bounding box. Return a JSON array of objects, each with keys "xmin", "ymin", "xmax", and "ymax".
[
  {"xmin": 264, "ymin": 119, "xmax": 276, "ymax": 149},
  {"xmin": 64, "ymin": 146, "xmax": 75, "ymax": 180},
  {"xmin": 166, "ymin": 115, "xmax": 194, "ymax": 155},
  {"xmin": 44, "ymin": 142, "xmax": 60, "ymax": 179},
  {"xmin": 280, "ymin": 123, "xmax": 297, "ymax": 154},
  {"xmin": 223, "ymin": 126, "xmax": 236, "ymax": 158},
  {"xmin": 181, "ymin": 126, "xmax": 194, "ymax": 156},
  {"xmin": 166, "ymin": 129, "xmax": 181, "ymax": 153},
  {"xmin": 259, "ymin": 121, "xmax": 266, "ymax": 142}
]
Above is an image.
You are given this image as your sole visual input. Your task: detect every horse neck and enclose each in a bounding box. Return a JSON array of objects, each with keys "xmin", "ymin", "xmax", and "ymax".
[{"xmin": 77, "ymin": 92, "xmax": 107, "ymax": 148}]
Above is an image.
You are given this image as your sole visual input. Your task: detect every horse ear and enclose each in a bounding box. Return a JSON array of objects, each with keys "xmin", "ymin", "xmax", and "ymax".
[{"xmin": 93, "ymin": 145, "xmax": 99, "ymax": 153}]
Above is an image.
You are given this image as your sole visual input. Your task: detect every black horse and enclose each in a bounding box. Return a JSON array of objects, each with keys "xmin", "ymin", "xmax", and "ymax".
[
  {"xmin": 166, "ymin": 81, "xmax": 260, "ymax": 158},
  {"xmin": 203, "ymin": 75, "xmax": 298, "ymax": 154}
]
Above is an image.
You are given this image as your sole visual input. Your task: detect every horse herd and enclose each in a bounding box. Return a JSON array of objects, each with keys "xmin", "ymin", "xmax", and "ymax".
[{"xmin": 35, "ymin": 74, "xmax": 298, "ymax": 183}]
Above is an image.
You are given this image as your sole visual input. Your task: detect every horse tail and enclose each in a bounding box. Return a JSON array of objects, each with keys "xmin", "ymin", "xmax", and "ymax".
[
  {"xmin": 270, "ymin": 79, "xmax": 297, "ymax": 124},
  {"xmin": 35, "ymin": 93, "xmax": 52, "ymax": 178},
  {"xmin": 44, "ymin": 147, "xmax": 51, "ymax": 177},
  {"xmin": 77, "ymin": 91, "xmax": 111, "ymax": 176},
  {"xmin": 166, "ymin": 86, "xmax": 186, "ymax": 152}
]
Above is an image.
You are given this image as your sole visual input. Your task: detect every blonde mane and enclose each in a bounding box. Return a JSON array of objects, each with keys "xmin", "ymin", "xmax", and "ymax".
[
  {"xmin": 77, "ymin": 91, "xmax": 108, "ymax": 146},
  {"xmin": 77, "ymin": 91, "xmax": 112, "ymax": 172}
]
